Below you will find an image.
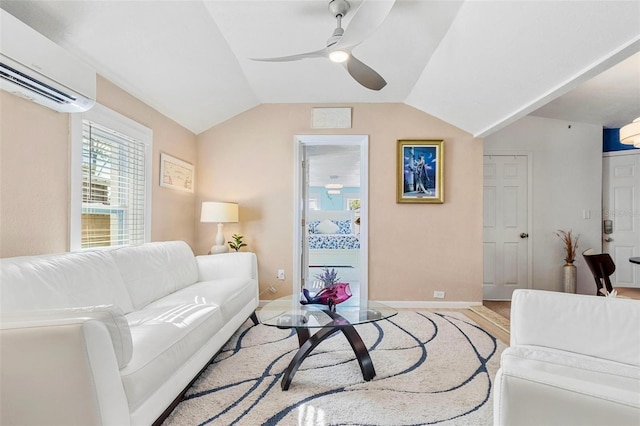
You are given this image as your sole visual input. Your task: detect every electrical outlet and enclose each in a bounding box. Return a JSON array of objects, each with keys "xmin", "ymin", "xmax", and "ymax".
[
  {"xmin": 433, "ymin": 290, "xmax": 445, "ymax": 299},
  {"xmin": 277, "ymin": 269, "xmax": 285, "ymax": 280},
  {"xmin": 268, "ymin": 285, "xmax": 277, "ymax": 294}
]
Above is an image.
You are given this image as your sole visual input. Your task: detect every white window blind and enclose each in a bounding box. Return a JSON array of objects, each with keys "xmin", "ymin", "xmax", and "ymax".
[{"xmin": 81, "ymin": 119, "xmax": 147, "ymax": 248}]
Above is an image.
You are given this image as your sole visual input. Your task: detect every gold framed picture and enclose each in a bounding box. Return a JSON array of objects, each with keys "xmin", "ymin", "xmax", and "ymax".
[{"xmin": 397, "ymin": 140, "xmax": 444, "ymax": 203}]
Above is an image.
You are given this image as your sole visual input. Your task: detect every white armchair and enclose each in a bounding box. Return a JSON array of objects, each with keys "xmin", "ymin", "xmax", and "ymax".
[{"xmin": 494, "ymin": 289, "xmax": 640, "ymax": 426}]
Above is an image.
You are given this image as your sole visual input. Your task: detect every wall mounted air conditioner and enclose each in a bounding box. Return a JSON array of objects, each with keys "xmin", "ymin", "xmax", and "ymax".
[{"xmin": 0, "ymin": 9, "xmax": 96, "ymax": 112}]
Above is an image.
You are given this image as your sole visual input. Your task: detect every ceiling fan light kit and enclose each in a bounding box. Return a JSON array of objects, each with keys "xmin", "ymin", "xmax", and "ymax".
[
  {"xmin": 620, "ymin": 117, "xmax": 640, "ymax": 148},
  {"xmin": 325, "ymin": 183, "xmax": 344, "ymax": 189},
  {"xmin": 251, "ymin": 0, "xmax": 393, "ymax": 91},
  {"xmin": 329, "ymin": 50, "xmax": 349, "ymax": 63}
]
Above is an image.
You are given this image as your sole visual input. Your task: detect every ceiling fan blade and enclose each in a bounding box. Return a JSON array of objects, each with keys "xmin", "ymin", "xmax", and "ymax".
[
  {"xmin": 337, "ymin": 0, "xmax": 396, "ymax": 49},
  {"xmin": 251, "ymin": 48, "xmax": 327, "ymax": 63},
  {"xmin": 345, "ymin": 54, "xmax": 386, "ymax": 90}
]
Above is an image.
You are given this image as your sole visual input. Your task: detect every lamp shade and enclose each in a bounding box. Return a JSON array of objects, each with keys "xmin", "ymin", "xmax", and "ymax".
[
  {"xmin": 620, "ymin": 117, "xmax": 640, "ymax": 148},
  {"xmin": 201, "ymin": 202, "xmax": 239, "ymax": 223}
]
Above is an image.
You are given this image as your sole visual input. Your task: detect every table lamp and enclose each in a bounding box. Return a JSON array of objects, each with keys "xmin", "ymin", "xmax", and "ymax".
[{"xmin": 201, "ymin": 201, "xmax": 239, "ymax": 254}]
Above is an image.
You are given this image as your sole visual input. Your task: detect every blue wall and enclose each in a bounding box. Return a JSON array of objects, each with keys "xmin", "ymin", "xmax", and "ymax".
[
  {"xmin": 310, "ymin": 187, "xmax": 360, "ymax": 211},
  {"xmin": 603, "ymin": 128, "xmax": 638, "ymax": 152}
]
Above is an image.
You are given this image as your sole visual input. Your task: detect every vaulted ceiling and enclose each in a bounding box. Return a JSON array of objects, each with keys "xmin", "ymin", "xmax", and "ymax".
[{"xmin": 1, "ymin": 0, "xmax": 639, "ymax": 136}]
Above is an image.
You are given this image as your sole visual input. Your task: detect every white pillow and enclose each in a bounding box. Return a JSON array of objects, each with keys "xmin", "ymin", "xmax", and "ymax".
[{"xmin": 316, "ymin": 219, "xmax": 339, "ymax": 234}]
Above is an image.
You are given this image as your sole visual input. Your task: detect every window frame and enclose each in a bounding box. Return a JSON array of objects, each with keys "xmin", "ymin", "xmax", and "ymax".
[{"xmin": 70, "ymin": 103, "xmax": 152, "ymax": 250}]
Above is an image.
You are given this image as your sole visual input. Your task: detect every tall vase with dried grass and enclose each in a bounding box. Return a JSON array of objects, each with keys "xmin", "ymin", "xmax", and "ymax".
[{"xmin": 556, "ymin": 229, "xmax": 579, "ymax": 293}]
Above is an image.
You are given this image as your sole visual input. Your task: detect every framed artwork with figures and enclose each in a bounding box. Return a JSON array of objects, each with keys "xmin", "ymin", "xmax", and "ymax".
[
  {"xmin": 160, "ymin": 152, "xmax": 194, "ymax": 193},
  {"xmin": 397, "ymin": 140, "xmax": 444, "ymax": 204}
]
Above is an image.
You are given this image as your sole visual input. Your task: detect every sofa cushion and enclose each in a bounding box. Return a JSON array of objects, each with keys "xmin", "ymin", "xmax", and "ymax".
[
  {"xmin": 145, "ymin": 278, "xmax": 257, "ymax": 323},
  {"xmin": 110, "ymin": 241, "xmax": 198, "ymax": 309},
  {"xmin": 500, "ymin": 345, "xmax": 640, "ymax": 408},
  {"xmin": 121, "ymin": 303, "xmax": 223, "ymax": 411},
  {"xmin": 0, "ymin": 251, "xmax": 134, "ymax": 314}
]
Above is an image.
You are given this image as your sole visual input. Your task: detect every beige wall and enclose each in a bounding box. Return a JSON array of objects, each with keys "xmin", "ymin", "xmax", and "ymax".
[
  {"xmin": 196, "ymin": 103, "xmax": 484, "ymax": 303},
  {"xmin": 1, "ymin": 87, "xmax": 483, "ymax": 303},
  {"xmin": 0, "ymin": 90, "xmax": 70, "ymax": 256},
  {"xmin": 0, "ymin": 76, "xmax": 197, "ymax": 257}
]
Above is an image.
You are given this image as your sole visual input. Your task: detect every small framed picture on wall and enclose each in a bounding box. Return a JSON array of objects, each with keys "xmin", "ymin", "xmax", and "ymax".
[
  {"xmin": 160, "ymin": 152, "xmax": 194, "ymax": 193},
  {"xmin": 397, "ymin": 140, "xmax": 444, "ymax": 203}
]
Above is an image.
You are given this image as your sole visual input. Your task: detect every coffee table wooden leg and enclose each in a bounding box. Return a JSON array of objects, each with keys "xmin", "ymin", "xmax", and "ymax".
[
  {"xmin": 295, "ymin": 328, "xmax": 310, "ymax": 347},
  {"xmin": 281, "ymin": 326, "xmax": 341, "ymax": 390},
  {"xmin": 281, "ymin": 324, "xmax": 375, "ymax": 390},
  {"xmin": 323, "ymin": 310, "xmax": 376, "ymax": 381},
  {"xmin": 340, "ymin": 325, "xmax": 376, "ymax": 381}
]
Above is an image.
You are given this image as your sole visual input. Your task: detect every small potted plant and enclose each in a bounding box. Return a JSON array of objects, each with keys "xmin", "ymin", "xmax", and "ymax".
[
  {"xmin": 314, "ymin": 267, "xmax": 340, "ymax": 288},
  {"xmin": 228, "ymin": 234, "xmax": 247, "ymax": 252},
  {"xmin": 305, "ymin": 267, "xmax": 351, "ymax": 310}
]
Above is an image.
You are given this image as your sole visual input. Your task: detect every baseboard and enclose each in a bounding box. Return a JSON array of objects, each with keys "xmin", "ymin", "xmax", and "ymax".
[
  {"xmin": 377, "ymin": 300, "xmax": 482, "ymax": 309},
  {"xmin": 259, "ymin": 299, "xmax": 481, "ymax": 309}
]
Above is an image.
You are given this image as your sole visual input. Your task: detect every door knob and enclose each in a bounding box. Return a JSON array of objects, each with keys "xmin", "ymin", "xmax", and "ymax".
[
  {"xmin": 604, "ymin": 237, "xmax": 614, "ymax": 242},
  {"xmin": 520, "ymin": 233, "xmax": 529, "ymax": 239}
]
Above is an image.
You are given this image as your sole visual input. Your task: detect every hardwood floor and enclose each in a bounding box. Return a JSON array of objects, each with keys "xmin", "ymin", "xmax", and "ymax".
[
  {"xmin": 482, "ymin": 300, "xmax": 510, "ymax": 320},
  {"xmin": 614, "ymin": 287, "xmax": 640, "ymax": 299},
  {"xmin": 464, "ymin": 308, "xmax": 510, "ymax": 344}
]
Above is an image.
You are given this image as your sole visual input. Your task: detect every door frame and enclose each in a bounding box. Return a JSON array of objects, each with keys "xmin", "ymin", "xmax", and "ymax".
[
  {"xmin": 293, "ymin": 134, "xmax": 369, "ymax": 304},
  {"xmin": 602, "ymin": 149, "xmax": 640, "ymax": 287},
  {"xmin": 483, "ymin": 151, "xmax": 534, "ymax": 299}
]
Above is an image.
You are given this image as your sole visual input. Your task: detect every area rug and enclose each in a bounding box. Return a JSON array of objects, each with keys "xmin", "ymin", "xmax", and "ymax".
[{"xmin": 163, "ymin": 311, "xmax": 507, "ymax": 426}]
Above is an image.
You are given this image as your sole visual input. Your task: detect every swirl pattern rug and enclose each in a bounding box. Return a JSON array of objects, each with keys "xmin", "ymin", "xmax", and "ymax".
[{"xmin": 163, "ymin": 311, "xmax": 506, "ymax": 426}]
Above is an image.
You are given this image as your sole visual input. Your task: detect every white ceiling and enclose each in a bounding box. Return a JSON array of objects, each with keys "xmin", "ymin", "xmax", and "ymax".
[
  {"xmin": 531, "ymin": 51, "xmax": 640, "ymax": 128},
  {"xmin": 307, "ymin": 144, "xmax": 361, "ymax": 187},
  {"xmin": 1, "ymin": 0, "xmax": 639, "ymax": 137}
]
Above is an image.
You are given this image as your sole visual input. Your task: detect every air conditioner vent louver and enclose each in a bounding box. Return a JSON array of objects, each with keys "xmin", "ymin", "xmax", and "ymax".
[
  {"xmin": 0, "ymin": 9, "xmax": 95, "ymax": 112},
  {"xmin": 0, "ymin": 63, "xmax": 77, "ymax": 104}
]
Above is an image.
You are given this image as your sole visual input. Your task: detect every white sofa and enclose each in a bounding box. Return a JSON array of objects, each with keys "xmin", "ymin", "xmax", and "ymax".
[
  {"xmin": 0, "ymin": 241, "xmax": 259, "ymax": 426},
  {"xmin": 494, "ymin": 289, "xmax": 640, "ymax": 426}
]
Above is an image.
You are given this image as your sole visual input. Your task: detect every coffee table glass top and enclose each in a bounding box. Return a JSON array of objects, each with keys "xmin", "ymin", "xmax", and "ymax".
[{"xmin": 258, "ymin": 295, "xmax": 397, "ymax": 328}]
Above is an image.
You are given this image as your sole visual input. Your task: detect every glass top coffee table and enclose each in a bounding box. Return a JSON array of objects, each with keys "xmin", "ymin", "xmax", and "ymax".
[{"xmin": 257, "ymin": 296, "xmax": 397, "ymax": 390}]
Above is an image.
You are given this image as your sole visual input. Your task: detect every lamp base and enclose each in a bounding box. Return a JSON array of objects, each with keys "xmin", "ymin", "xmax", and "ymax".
[
  {"xmin": 209, "ymin": 244, "xmax": 229, "ymax": 254},
  {"xmin": 209, "ymin": 223, "xmax": 229, "ymax": 254}
]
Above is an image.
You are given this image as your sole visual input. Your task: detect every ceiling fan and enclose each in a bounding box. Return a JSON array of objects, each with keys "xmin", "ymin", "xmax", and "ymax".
[{"xmin": 251, "ymin": 0, "xmax": 395, "ymax": 91}]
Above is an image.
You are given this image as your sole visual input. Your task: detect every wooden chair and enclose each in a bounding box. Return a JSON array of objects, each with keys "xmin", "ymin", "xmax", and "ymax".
[{"xmin": 582, "ymin": 248, "xmax": 617, "ymax": 296}]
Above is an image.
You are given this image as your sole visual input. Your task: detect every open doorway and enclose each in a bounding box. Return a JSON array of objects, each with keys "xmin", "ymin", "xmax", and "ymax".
[{"xmin": 293, "ymin": 135, "xmax": 369, "ymax": 305}]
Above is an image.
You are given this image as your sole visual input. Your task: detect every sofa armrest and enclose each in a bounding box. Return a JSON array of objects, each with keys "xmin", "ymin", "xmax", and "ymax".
[
  {"xmin": 0, "ymin": 313, "xmax": 130, "ymax": 425},
  {"xmin": 1, "ymin": 305, "xmax": 133, "ymax": 368},
  {"xmin": 196, "ymin": 252, "xmax": 258, "ymax": 282},
  {"xmin": 510, "ymin": 289, "xmax": 640, "ymax": 366}
]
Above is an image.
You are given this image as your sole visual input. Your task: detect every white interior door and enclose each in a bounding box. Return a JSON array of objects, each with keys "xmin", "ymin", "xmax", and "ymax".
[
  {"xmin": 603, "ymin": 151, "xmax": 640, "ymax": 287},
  {"xmin": 483, "ymin": 155, "xmax": 531, "ymax": 300}
]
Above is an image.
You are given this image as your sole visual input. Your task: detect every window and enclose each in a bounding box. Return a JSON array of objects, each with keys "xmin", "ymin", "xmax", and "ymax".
[
  {"xmin": 71, "ymin": 104, "xmax": 152, "ymax": 250},
  {"xmin": 308, "ymin": 197, "xmax": 319, "ymax": 211},
  {"xmin": 346, "ymin": 198, "xmax": 360, "ymax": 210}
]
